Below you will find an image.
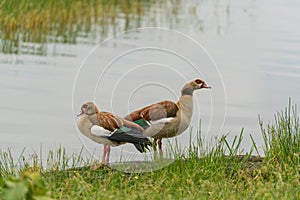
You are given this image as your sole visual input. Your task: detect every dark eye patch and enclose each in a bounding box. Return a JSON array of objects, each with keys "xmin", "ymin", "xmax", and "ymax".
[
  {"xmin": 83, "ymin": 104, "xmax": 87, "ymax": 108},
  {"xmin": 195, "ymin": 79, "xmax": 202, "ymax": 84}
]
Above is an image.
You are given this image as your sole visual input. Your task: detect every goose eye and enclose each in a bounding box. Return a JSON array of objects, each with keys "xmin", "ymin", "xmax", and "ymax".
[{"xmin": 195, "ymin": 79, "xmax": 202, "ymax": 84}]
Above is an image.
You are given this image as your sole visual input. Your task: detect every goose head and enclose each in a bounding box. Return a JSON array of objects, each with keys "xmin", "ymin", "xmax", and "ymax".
[
  {"xmin": 77, "ymin": 102, "xmax": 99, "ymax": 116},
  {"xmin": 181, "ymin": 78, "xmax": 211, "ymax": 95}
]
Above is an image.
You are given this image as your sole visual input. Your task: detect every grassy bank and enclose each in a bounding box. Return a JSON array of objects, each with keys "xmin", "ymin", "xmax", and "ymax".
[{"xmin": 0, "ymin": 101, "xmax": 299, "ymax": 199}]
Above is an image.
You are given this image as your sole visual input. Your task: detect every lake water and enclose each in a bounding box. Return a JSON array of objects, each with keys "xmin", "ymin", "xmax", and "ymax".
[{"xmin": 1, "ymin": 0, "xmax": 299, "ymax": 163}]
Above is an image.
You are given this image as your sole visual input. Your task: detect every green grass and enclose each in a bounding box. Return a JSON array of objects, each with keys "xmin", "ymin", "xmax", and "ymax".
[{"xmin": 1, "ymin": 101, "xmax": 300, "ymax": 199}]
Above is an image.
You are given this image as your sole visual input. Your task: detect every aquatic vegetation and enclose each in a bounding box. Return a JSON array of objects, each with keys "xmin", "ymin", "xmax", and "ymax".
[{"xmin": 0, "ymin": 0, "xmax": 182, "ymax": 55}]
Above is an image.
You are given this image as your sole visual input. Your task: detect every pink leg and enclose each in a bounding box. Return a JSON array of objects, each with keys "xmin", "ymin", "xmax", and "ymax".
[
  {"xmin": 153, "ymin": 139, "xmax": 158, "ymax": 161},
  {"xmin": 102, "ymin": 145, "xmax": 107, "ymax": 164},
  {"xmin": 106, "ymin": 146, "xmax": 111, "ymax": 164},
  {"xmin": 93, "ymin": 145, "xmax": 107, "ymax": 170},
  {"xmin": 158, "ymin": 139, "xmax": 163, "ymax": 159}
]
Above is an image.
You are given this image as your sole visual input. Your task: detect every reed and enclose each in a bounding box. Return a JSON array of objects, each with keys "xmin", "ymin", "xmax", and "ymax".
[
  {"xmin": 0, "ymin": 0, "xmax": 181, "ymax": 54},
  {"xmin": 260, "ymin": 98, "xmax": 300, "ymax": 166}
]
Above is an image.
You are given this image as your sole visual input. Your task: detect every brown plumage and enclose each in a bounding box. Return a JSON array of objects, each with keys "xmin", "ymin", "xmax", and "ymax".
[
  {"xmin": 127, "ymin": 100, "xmax": 179, "ymax": 122},
  {"xmin": 77, "ymin": 102, "xmax": 151, "ymax": 165},
  {"xmin": 124, "ymin": 78, "xmax": 211, "ymax": 159},
  {"xmin": 96, "ymin": 112, "xmax": 123, "ymax": 131}
]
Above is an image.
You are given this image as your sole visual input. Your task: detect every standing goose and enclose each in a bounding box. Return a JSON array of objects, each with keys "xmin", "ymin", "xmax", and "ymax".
[
  {"xmin": 124, "ymin": 78, "xmax": 211, "ymax": 159},
  {"xmin": 77, "ymin": 102, "xmax": 151, "ymax": 165}
]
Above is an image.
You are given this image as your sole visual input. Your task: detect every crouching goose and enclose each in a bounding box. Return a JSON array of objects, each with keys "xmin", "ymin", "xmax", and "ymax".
[
  {"xmin": 124, "ymin": 78, "xmax": 211, "ymax": 159},
  {"xmin": 77, "ymin": 102, "xmax": 152, "ymax": 165}
]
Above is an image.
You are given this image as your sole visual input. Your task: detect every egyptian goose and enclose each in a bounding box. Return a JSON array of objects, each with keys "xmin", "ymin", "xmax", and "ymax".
[
  {"xmin": 124, "ymin": 78, "xmax": 211, "ymax": 159},
  {"xmin": 77, "ymin": 102, "xmax": 151, "ymax": 165}
]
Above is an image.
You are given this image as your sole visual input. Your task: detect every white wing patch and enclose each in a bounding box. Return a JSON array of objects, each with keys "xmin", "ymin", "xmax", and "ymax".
[
  {"xmin": 150, "ymin": 117, "xmax": 174, "ymax": 125},
  {"xmin": 91, "ymin": 125, "xmax": 114, "ymax": 137}
]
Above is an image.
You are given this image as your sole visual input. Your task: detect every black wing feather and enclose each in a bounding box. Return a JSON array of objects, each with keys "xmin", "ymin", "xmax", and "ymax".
[{"xmin": 108, "ymin": 129, "xmax": 152, "ymax": 153}]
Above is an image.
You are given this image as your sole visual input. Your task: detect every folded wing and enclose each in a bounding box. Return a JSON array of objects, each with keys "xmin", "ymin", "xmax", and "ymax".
[
  {"xmin": 96, "ymin": 111, "xmax": 151, "ymax": 152},
  {"xmin": 124, "ymin": 100, "xmax": 179, "ymax": 125}
]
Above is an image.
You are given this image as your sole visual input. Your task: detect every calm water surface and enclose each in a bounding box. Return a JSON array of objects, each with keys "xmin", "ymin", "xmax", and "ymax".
[{"xmin": 1, "ymin": 0, "xmax": 299, "ymax": 161}]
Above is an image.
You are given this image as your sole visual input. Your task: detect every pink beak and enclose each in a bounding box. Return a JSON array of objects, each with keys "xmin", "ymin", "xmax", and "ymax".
[
  {"xmin": 77, "ymin": 110, "xmax": 84, "ymax": 117},
  {"xmin": 201, "ymin": 83, "xmax": 211, "ymax": 89}
]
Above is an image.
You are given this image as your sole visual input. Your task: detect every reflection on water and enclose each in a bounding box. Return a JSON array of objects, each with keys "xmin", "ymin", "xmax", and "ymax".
[
  {"xmin": 0, "ymin": 0, "xmax": 244, "ymax": 56},
  {"xmin": 0, "ymin": 0, "xmax": 187, "ymax": 55},
  {"xmin": 0, "ymin": 0, "xmax": 300, "ymax": 161}
]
